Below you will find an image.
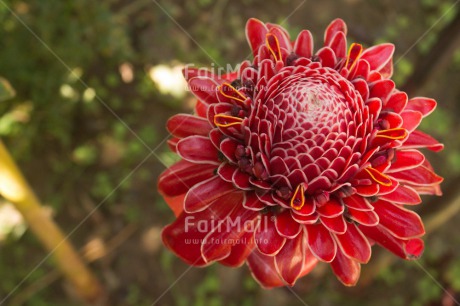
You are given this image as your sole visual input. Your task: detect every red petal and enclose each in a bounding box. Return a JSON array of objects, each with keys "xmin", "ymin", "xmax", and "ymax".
[
  {"xmin": 360, "ymin": 224, "xmax": 424, "ymax": 259},
  {"xmin": 324, "ymin": 18, "xmax": 347, "ymax": 46},
  {"xmin": 390, "ymin": 165, "xmax": 443, "ymax": 186},
  {"xmin": 162, "ymin": 201, "xmax": 235, "ymax": 266},
  {"xmin": 217, "ymin": 162, "xmax": 236, "ymax": 182},
  {"xmin": 366, "ymin": 97, "xmax": 382, "ymax": 121},
  {"xmin": 306, "ymin": 223, "xmax": 337, "ymax": 262},
  {"xmin": 387, "ymin": 149, "xmax": 425, "ymax": 173},
  {"xmin": 184, "ymin": 176, "xmax": 236, "ymax": 213},
  {"xmin": 320, "ymin": 214, "xmax": 347, "ymax": 234},
  {"xmin": 255, "ymin": 214, "xmax": 286, "ymax": 255},
  {"xmin": 291, "ymin": 211, "xmax": 319, "ymax": 224},
  {"xmin": 167, "ymin": 114, "xmax": 211, "ymax": 138},
  {"xmin": 293, "ymin": 30, "xmax": 313, "ymax": 58},
  {"xmin": 330, "ymin": 249, "xmax": 361, "ymax": 286},
  {"xmin": 275, "ymin": 210, "xmax": 302, "ymax": 238},
  {"xmin": 188, "ymin": 77, "xmax": 219, "ymax": 104},
  {"xmin": 373, "ymin": 200, "xmax": 425, "ymax": 239},
  {"xmin": 275, "ymin": 233, "xmax": 306, "ymax": 286},
  {"xmin": 334, "ymin": 223, "xmax": 371, "ymax": 263},
  {"xmin": 328, "ymin": 31, "xmax": 347, "ymax": 59},
  {"xmin": 162, "ymin": 193, "xmax": 185, "ymax": 217},
  {"xmin": 385, "ymin": 91, "xmax": 408, "ymax": 113},
  {"xmin": 219, "ymin": 231, "xmax": 255, "ymax": 267},
  {"xmin": 347, "ymin": 208, "xmax": 379, "ymax": 226},
  {"xmin": 268, "ymin": 26, "xmax": 291, "ymax": 53},
  {"xmin": 361, "ymin": 43, "xmax": 395, "ymax": 73},
  {"xmin": 232, "ymin": 170, "xmax": 252, "ymax": 190},
  {"xmin": 342, "ymin": 195, "xmax": 373, "ymax": 211},
  {"xmin": 402, "ymin": 130, "xmax": 444, "ymax": 152},
  {"xmin": 352, "ymin": 78, "xmax": 369, "ymax": 101},
  {"xmin": 369, "ymin": 79, "xmax": 395, "ymax": 103},
  {"xmin": 247, "ymin": 251, "xmax": 284, "ymax": 288},
  {"xmin": 400, "ymin": 110, "xmax": 423, "ymax": 133},
  {"xmin": 405, "ymin": 97, "xmax": 437, "ymax": 117},
  {"xmin": 299, "ymin": 248, "xmax": 318, "ymax": 278},
  {"xmin": 243, "ymin": 192, "xmax": 265, "ymax": 211},
  {"xmin": 316, "ymin": 47, "xmax": 337, "ymax": 68},
  {"xmin": 195, "ymin": 100, "xmax": 208, "ymax": 118},
  {"xmin": 246, "ymin": 18, "xmax": 268, "ymax": 57},
  {"xmin": 380, "ymin": 184, "xmax": 422, "ymax": 205},
  {"xmin": 379, "ymin": 56, "xmax": 394, "ymax": 78},
  {"xmin": 405, "ymin": 238, "xmax": 424, "ymax": 259},
  {"xmin": 317, "ymin": 198, "xmax": 345, "ymax": 218},
  {"xmin": 158, "ymin": 160, "xmax": 216, "ymax": 197},
  {"xmin": 202, "ymin": 201, "xmax": 258, "ymax": 262},
  {"xmin": 177, "ymin": 136, "xmax": 219, "ymax": 164},
  {"xmin": 355, "ymin": 183, "xmax": 379, "ymax": 197},
  {"xmin": 167, "ymin": 137, "xmax": 179, "ymax": 153}
]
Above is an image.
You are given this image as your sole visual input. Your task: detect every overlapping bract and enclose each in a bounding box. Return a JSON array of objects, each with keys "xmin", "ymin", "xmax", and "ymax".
[{"xmin": 158, "ymin": 18, "xmax": 443, "ymax": 287}]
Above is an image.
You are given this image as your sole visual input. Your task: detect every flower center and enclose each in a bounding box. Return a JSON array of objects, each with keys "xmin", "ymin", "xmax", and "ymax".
[{"xmin": 276, "ymin": 76, "xmax": 348, "ymax": 129}]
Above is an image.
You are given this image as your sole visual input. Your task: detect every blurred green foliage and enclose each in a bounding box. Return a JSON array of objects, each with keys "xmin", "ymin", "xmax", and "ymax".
[{"xmin": 0, "ymin": 0, "xmax": 459, "ymax": 305}]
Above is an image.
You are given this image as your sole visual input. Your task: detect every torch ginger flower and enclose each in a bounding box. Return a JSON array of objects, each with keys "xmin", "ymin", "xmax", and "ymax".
[{"xmin": 158, "ymin": 18, "xmax": 443, "ymax": 287}]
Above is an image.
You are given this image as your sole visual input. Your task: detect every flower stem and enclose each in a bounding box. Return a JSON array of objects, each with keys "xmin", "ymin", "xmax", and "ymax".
[{"xmin": 0, "ymin": 139, "xmax": 105, "ymax": 304}]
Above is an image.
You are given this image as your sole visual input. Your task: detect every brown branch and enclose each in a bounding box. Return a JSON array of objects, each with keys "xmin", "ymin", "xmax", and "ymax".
[{"xmin": 0, "ymin": 140, "xmax": 106, "ymax": 305}]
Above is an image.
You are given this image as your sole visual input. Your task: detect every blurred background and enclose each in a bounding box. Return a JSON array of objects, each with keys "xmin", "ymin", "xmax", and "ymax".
[{"xmin": 0, "ymin": 0, "xmax": 459, "ymax": 305}]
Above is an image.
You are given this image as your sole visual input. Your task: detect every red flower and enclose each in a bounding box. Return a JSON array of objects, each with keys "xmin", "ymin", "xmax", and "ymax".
[{"xmin": 158, "ymin": 18, "xmax": 444, "ymax": 287}]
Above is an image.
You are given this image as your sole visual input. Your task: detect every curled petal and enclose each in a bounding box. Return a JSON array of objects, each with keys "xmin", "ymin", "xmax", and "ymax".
[
  {"xmin": 334, "ymin": 223, "xmax": 371, "ymax": 264},
  {"xmin": 387, "ymin": 149, "xmax": 425, "ymax": 173},
  {"xmin": 275, "ymin": 232, "xmax": 306, "ymax": 286},
  {"xmin": 201, "ymin": 202, "xmax": 258, "ymax": 262},
  {"xmin": 320, "ymin": 214, "xmax": 347, "ymax": 234},
  {"xmin": 328, "ymin": 31, "xmax": 347, "ymax": 59},
  {"xmin": 219, "ymin": 231, "xmax": 256, "ymax": 267},
  {"xmin": 347, "ymin": 208, "xmax": 379, "ymax": 226},
  {"xmin": 275, "ymin": 210, "xmax": 302, "ymax": 238},
  {"xmin": 324, "ymin": 18, "xmax": 347, "ymax": 45},
  {"xmin": 162, "ymin": 193, "xmax": 185, "ymax": 217},
  {"xmin": 306, "ymin": 223, "xmax": 337, "ymax": 262},
  {"xmin": 247, "ymin": 251, "xmax": 284, "ymax": 288},
  {"xmin": 330, "ymin": 249, "xmax": 361, "ymax": 286},
  {"xmin": 162, "ymin": 201, "xmax": 236, "ymax": 266},
  {"xmin": 167, "ymin": 114, "xmax": 211, "ymax": 138},
  {"xmin": 246, "ymin": 18, "xmax": 268, "ymax": 57},
  {"xmin": 184, "ymin": 176, "xmax": 236, "ymax": 213},
  {"xmin": 389, "ymin": 165, "xmax": 443, "ymax": 186},
  {"xmin": 188, "ymin": 77, "xmax": 219, "ymax": 104},
  {"xmin": 402, "ymin": 130, "xmax": 444, "ymax": 152},
  {"xmin": 360, "ymin": 224, "xmax": 424, "ymax": 259},
  {"xmin": 255, "ymin": 214, "xmax": 286, "ymax": 255},
  {"xmin": 373, "ymin": 200, "xmax": 425, "ymax": 239},
  {"xmin": 405, "ymin": 97, "xmax": 437, "ymax": 117},
  {"xmin": 177, "ymin": 136, "xmax": 220, "ymax": 164},
  {"xmin": 294, "ymin": 30, "xmax": 313, "ymax": 58},
  {"xmin": 361, "ymin": 43, "xmax": 395, "ymax": 73},
  {"xmin": 380, "ymin": 184, "xmax": 422, "ymax": 205},
  {"xmin": 158, "ymin": 160, "xmax": 216, "ymax": 197}
]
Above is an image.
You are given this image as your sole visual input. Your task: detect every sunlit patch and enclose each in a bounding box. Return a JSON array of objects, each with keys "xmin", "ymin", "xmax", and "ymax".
[
  {"xmin": 149, "ymin": 64, "xmax": 187, "ymax": 98},
  {"xmin": 0, "ymin": 201, "xmax": 26, "ymax": 241},
  {"xmin": 119, "ymin": 62, "xmax": 134, "ymax": 83}
]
